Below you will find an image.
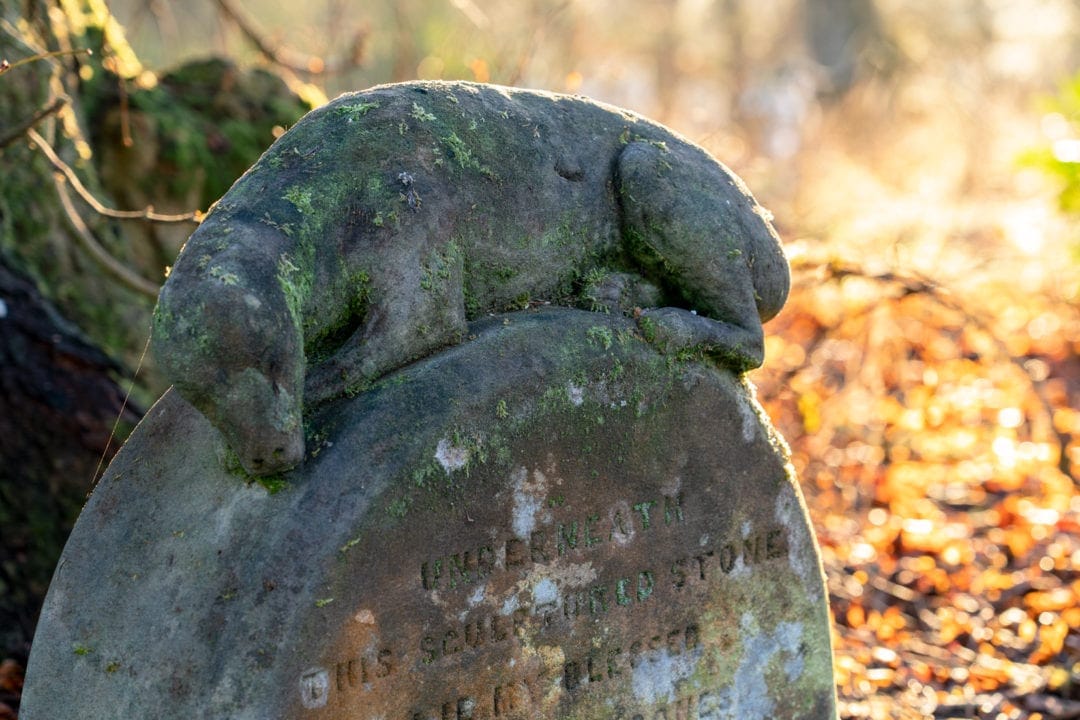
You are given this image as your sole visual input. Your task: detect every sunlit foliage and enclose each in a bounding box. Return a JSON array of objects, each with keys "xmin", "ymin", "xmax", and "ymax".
[{"xmin": 753, "ymin": 261, "xmax": 1079, "ymax": 718}]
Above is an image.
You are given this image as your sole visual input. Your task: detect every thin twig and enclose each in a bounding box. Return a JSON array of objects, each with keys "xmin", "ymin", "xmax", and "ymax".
[
  {"xmin": 868, "ymin": 574, "xmax": 918, "ymax": 603},
  {"xmin": 52, "ymin": 171, "xmax": 161, "ymax": 299},
  {"xmin": 91, "ymin": 333, "xmax": 150, "ymax": 490},
  {"xmin": 793, "ymin": 260, "xmax": 1077, "ymax": 487},
  {"xmin": 213, "ymin": 0, "xmax": 362, "ymax": 75},
  {"xmin": 507, "ymin": 1, "xmax": 571, "ymax": 85},
  {"xmin": 26, "ymin": 128, "xmax": 200, "ymax": 223},
  {"xmin": 0, "ymin": 96, "xmax": 67, "ymax": 149},
  {"xmin": 0, "ymin": 47, "xmax": 92, "ymax": 76}
]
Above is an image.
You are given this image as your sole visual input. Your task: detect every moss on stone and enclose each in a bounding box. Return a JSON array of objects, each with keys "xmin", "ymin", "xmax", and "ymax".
[
  {"xmin": 420, "ymin": 241, "xmax": 461, "ymax": 293},
  {"xmin": 334, "ymin": 101, "xmax": 380, "ymax": 122},
  {"xmin": 282, "ymin": 186, "xmax": 315, "ymax": 216},
  {"xmin": 410, "ymin": 102, "xmax": 437, "ymax": 123},
  {"xmin": 441, "ymin": 131, "xmax": 495, "ymax": 178},
  {"xmin": 586, "ymin": 325, "xmax": 614, "ymax": 350},
  {"xmin": 208, "ymin": 266, "xmax": 240, "ymax": 286},
  {"xmin": 276, "ymin": 253, "xmax": 309, "ymax": 332}
]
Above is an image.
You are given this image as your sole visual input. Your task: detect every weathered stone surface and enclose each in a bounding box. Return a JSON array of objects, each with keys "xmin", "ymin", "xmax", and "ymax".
[
  {"xmin": 22, "ymin": 309, "xmax": 835, "ymax": 719},
  {"xmin": 151, "ymin": 80, "xmax": 791, "ymax": 477}
]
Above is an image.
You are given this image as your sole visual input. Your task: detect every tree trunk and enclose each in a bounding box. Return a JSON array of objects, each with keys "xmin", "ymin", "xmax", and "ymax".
[
  {"xmin": 0, "ymin": 1, "xmax": 309, "ymax": 670},
  {"xmin": 0, "ymin": 258, "xmax": 140, "ymax": 660},
  {"xmin": 0, "ymin": 1, "xmax": 145, "ymax": 663}
]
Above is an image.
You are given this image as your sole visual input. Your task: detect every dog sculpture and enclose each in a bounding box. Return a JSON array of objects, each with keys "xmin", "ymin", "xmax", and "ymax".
[{"xmin": 153, "ymin": 81, "xmax": 790, "ymax": 476}]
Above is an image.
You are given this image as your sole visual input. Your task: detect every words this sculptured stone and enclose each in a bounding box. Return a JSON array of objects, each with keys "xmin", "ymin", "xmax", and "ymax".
[{"xmin": 20, "ymin": 81, "xmax": 837, "ymax": 719}]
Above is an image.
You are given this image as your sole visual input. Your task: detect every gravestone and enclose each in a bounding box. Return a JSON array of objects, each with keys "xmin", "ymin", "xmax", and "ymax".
[
  {"xmin": 22, "ymin": 81, "xmax": 836, "ymax": 718},
  {"xmin": 21, "ymin": 310, "xmax": 835, "ymax": 719}
]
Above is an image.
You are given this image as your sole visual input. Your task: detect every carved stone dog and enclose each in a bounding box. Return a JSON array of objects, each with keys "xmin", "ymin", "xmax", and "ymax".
[{"xmin": 152, "ymin": 81, "xmax": 790, "ymax": 477}]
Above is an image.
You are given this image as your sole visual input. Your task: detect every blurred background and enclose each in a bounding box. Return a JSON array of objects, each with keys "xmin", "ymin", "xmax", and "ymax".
[{"xmin": 1, "ymin": 1, "xmax": 1079, "ymax": 718}]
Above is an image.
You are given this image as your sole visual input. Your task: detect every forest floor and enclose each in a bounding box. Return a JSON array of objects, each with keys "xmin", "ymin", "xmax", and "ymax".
[{"xmin": 753, "ymin": 252, "xmax": 1080, "ymax": 719}]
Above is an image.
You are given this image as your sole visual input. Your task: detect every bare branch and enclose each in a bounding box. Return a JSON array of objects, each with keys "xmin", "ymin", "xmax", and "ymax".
[
  {"xmin": 26, "ymin": 128, "xmax": 200, "ymax": 224},
  {"xmin": 27, "ymin": 126, "xmax": 167, "ymax": 298},
  {"xmin": 91, "ymin": 334, "xmax": 151, "ymax": 489},
  {"xmin": 0, "ymin": 47, "xmax": 92, "ymax": 76},
  {"xmin": 448, "ymin": 0, "xmax": 490, "ymax": 29},
  {"xmin": 52, "ymin": 171, "xmax": 161, "ymax": 299},
  {"xmin": 0, "ymin": 96, "xmax": 67, "ymax": 149},
  {"xmin": 213, "ymin": 0, "xmax": 364, "ymax": 75},
  {"xmin": 506, "ymin": 1, "xmax": 571, "ymax": 86}
]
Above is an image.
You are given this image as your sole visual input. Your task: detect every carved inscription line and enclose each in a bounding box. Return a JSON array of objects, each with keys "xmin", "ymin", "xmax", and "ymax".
[
  {"xmin": 409, "ymin": 623, "xmax": 704, "ymax": 720},
  {"xmin": 306, "ymin": 518, "xmax": 799, "ymax": 715},
  {"xmin": 421, "ymin": 608, "xmax": 527, "ymax": 664},
  {"xmin": 491, "ymin": 688, "xmax": 760, "ymax": 720},
  {"xmin": 419, "ymin": 522, "xmax": 790, "ymax": 666},
  {"xmin": 333, "ymin": 648, "xmax": 393, "ymax": 692},
  {"xmin": 420, "ymin": 494, "xmax": 685, "ymax": 593},
  {"xmin": 422, "ymin": 567, "xmax": 657, "ymax": 666},
  {"xmin": 402, "ymin": 524, "xmax": 796, "ymax": 718},
  {"xmin": 562, "ymin": 624, "xmax": 701, "ymax": 692},
  {"xmin": 669, "ymin": 526, "xmax": 787, "ymax": 591}
]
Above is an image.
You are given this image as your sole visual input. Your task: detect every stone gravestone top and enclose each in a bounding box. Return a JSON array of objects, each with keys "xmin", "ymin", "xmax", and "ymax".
[
  {"xmin": 23, "ymin": 310, "xmax": 835, "ymax": 719},
  {"xmin": 147, "ymin": 80, "xmax": 791, "ymax": 478},
  {"xmin": 22, "ymin": 81, "xmax": 835, "ymax": 719}
]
